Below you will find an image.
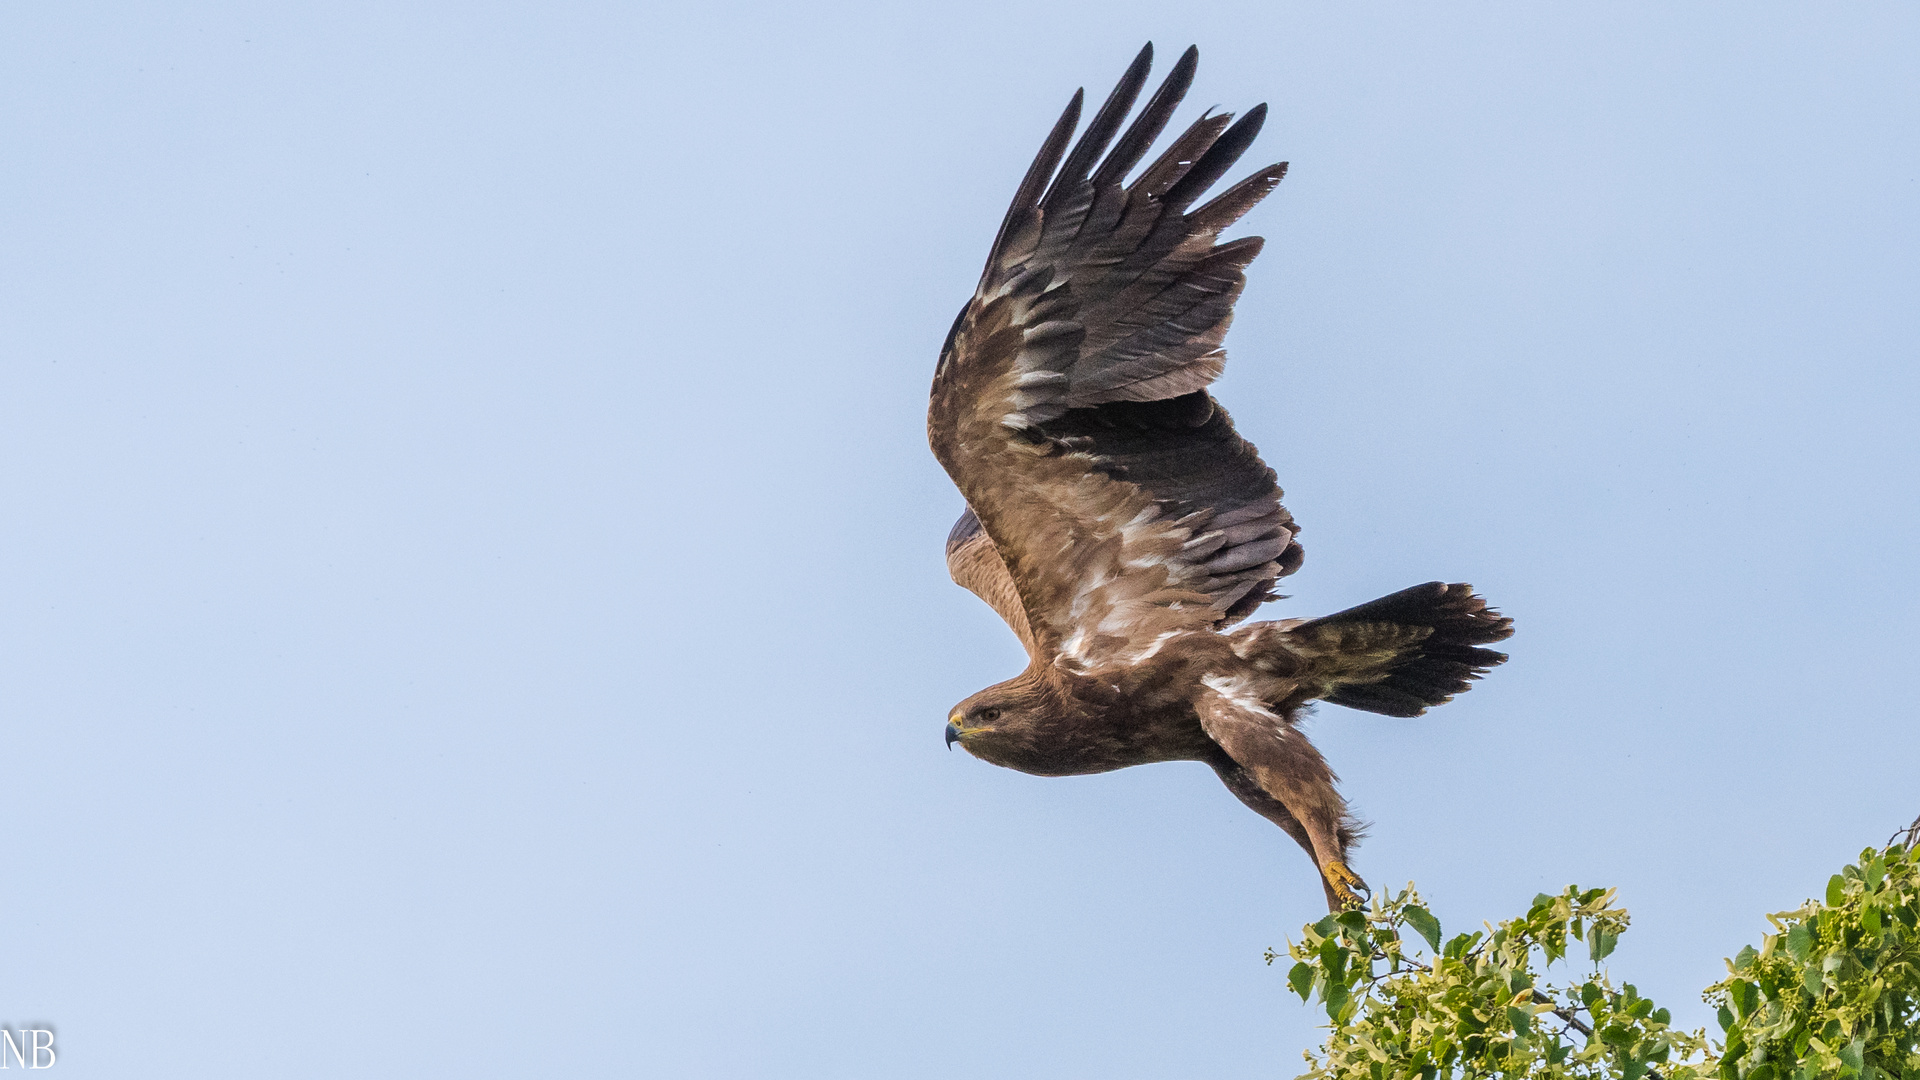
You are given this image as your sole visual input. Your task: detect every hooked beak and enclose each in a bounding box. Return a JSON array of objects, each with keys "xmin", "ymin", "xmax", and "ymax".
[{"xmin": 945, "ymin": 721, "xmax": 961, "ymax": 750}]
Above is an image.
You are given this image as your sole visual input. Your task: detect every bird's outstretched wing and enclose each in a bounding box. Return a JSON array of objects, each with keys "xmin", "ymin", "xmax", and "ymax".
[
  {"xmin": 944, "ymin": 507, "xmax": 1041, "ymax": 659},
  {"xmin": 929, "ymin": 44, "xmax": 1299, "ymax": 670}
]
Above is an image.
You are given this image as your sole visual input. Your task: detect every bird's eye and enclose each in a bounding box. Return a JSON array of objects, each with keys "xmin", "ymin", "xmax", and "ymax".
[{"xmin": 978, "ymin": 707, "xmax": 1002, "ymax": 723}]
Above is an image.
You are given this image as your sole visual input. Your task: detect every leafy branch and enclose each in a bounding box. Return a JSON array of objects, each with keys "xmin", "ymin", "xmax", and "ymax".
[
  {"xmin": 1272, "ymin": 884, "xmax": 1709, "ymax": 1079},
  {"xmin": 1275, "ymin": 831, "xmax": 1920, "ymax": 1080},
  {"xmin": 1707, "ymin": 842, "xmax": 1920, "ymax": 1080}
]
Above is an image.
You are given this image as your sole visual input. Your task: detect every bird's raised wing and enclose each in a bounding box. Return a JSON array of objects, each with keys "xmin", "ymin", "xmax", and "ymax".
[
  {"xmin": 929, "ymin": 44, "xmax": 1300, "ymax": 671},
  {"xmin": 945, "ymin": 507, "xmax": 1040, "ymax": 659}
]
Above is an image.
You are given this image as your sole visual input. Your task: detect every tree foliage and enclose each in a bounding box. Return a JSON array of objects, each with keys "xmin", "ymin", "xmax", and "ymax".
[
  {"xmin": 1708, "ymin": 842, "xmax": 1920, "ymax": 1080},
  {"xmin": 1274, "ymin": 885, "xmax": 1711, "ymax": 1080},
  {"xmin": 1276, "ymin": 829, "xmax": 1920, "ymax": 1080}
]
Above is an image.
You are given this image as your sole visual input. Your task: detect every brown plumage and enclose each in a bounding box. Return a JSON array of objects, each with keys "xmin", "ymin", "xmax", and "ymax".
[{"xmin": 928, "ymin": 44, "xmax": 1514, "ymax": 911}]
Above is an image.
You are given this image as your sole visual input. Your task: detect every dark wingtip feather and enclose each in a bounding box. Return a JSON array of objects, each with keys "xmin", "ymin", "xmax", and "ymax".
[
  {"xmin": 1044, "ymin": 44, "xmax": 1156, "ymax": 209},
  {"xmin": 1093, "ymin": 44, "xmax": 1199, "ymax": 188},
  {"xmin": 1187, "ymin": 161, "xmax": 1288, "ymax": 236},
  {"xmin": 982, "ymin": 88, "xmax": 1084, "ymax": 275},
  {"xmin": 1161, "ymin": 102, "xmax": 1268, "ymax": 211},
  {"xmin": 1133, "ymin": 112, "xmax": 1233, "ymax": 198}
]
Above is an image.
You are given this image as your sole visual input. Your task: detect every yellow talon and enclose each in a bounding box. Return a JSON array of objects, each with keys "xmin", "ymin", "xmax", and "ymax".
[{"xmin": 1324, "ymin": 860, "xmax": 1369, "ymax": 910}]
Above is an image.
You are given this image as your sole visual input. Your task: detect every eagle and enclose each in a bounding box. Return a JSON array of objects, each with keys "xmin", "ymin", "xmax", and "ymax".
[{"xmin": 929, "ymin": 44, "xmax": 1514, "ymax": 911}]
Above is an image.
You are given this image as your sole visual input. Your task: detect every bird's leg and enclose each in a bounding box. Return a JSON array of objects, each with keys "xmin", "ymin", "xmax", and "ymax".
[
  {"xmin": 1212, "ymin": 758, "xmax": 1366, "ymax": 911},
  {"xmin": 1201, "ymin": 717, "xmax": 1368, "ymax": 912},
  {"xmin": 1280, "ymin": 786, "xmax": 1366, "ymax": 913},
  {"xmin": 1284, "ymin": 792, "xmax": 1366, "ymax": 912},
  {"xmin": 1321, "ymin": 859, "xmax": 1369, "ymax": 910},
  {"xmin": 1210, "ymin": 758, "xmax": 1317, "ymax": 857}
]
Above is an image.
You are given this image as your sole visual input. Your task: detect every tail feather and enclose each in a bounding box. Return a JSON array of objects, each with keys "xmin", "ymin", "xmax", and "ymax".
[{"xmin": 1284, "ymin": 582, "xmax": 1513, "ymax": 718}]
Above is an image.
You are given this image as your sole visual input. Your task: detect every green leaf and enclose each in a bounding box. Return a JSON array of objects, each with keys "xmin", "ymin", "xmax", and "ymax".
[
  {"xmin": 1733, "ymin": 944, "xmax": 1758, "ymax": 973},
  {"xmin": 1319, "ymin": 937, "xmax": 1348, "ymax": 981},
  {"xmin": 1507, "ymin": 1006, "xmax": 1532, "ymax": 1035},
  {"xmin": 1591, "ymin": 928, "xmax": 1618, "ymax": 961},
  {"xmin": 1787, "ymin": 923, "xmax": 1814, "ymax": 963},
  {"xmin": 1865, "ymin": 855, "xmax": 1885, "ymax": 892},
  {"xmin": 1827, "ymin": 874, "xmax": 1847, "ymax": 907},
  {"xmin": 1336, "ymin": 909, "xmax": 1368, "ymax": 935},
  {"xmin": 1581, "ymin": 981, "xmax": 1603, "ymax": 1008},
  {"xmin": 1728, "ymin": 979, "xmax": 1756, "ymax": 1018},
  {"xmin": 1718, "ymin": 1005, "xmax": 1736, "ymax": 1031},
  {"xmin": 1288, "ymin": 961, "xmax": 1315, "ymax": 1001},
  {"xmin": 1403, "ymin": 905, "xmax": 1443, "ymax": 952},
  {"xmin": 1721, "ymin": 1031, "xmax": 1746, "ymax": 1066},
  {"xmin": 1312, "ymin": 914, "xmax": 1340, "ymax": 939},
  {"xmin": 1838, "ymin": 1037, "xmax": 1864, "ymax": 1074},
  {"xmin": 1325, "ymin": 981, "xmax": 1351, "ymax": 1023}
]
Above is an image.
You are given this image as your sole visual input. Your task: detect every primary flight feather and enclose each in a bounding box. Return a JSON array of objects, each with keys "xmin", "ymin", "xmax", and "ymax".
[{"xmin": 929, "ymin": 43, "xmax": 1513, "ymax": 911}]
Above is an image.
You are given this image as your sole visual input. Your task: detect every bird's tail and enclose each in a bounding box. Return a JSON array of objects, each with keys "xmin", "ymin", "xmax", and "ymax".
[{"xmin": 1230, "ymin": 582, "xmax": 1513, "ymax": 717}]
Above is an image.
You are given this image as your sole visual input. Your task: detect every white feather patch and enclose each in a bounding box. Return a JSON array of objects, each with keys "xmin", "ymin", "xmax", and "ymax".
[{"xmin": 1201, "ymin": 673, "xmax": 1282, "ymax": 725}]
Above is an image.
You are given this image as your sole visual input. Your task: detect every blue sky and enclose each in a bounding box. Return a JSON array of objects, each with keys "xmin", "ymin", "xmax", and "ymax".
[{"xmin": 3, "ymin": 3, "xmax": 1917, "ymax": 1076}]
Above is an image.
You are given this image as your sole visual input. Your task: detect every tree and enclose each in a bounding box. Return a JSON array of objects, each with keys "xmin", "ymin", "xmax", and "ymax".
[{"xmin": 1276, "ymin": 817, "xmax": 1920, "ymax": 1079}]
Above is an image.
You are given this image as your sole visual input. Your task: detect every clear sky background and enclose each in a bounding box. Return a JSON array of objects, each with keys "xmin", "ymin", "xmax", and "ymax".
[{"xmin": 4, "ymin": 3, "xmax": 1917, "ymax": 1076}]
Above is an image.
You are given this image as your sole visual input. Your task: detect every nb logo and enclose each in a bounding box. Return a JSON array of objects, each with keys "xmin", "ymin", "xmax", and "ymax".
[{"xmin": 0, "ymin": 1029, "xmax": 55, "ymax": 1069}]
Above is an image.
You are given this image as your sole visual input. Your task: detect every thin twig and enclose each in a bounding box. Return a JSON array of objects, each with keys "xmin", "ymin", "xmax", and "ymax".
[
  {"xmin": 1888, "ymin": 813, "xmax": 1920, "ymax": 851},
  {"xmin": 1530, "ymin": 989, "xmax": 1665, "ymax": 1080},
  {"xmin": 1531, "ymin": 989, "xmax": 1593, "ymax": 1038}
]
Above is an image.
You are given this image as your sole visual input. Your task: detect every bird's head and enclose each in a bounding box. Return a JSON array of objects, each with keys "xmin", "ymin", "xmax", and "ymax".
[{"xmin": 944, "ymin": 677, "xmax": 1051, "ymax": 762}]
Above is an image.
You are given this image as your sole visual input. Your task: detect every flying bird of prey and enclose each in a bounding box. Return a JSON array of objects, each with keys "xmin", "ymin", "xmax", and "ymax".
[{"xmin": 928, "ymin": 44, "xmax": 1513, "ymax": 911}]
